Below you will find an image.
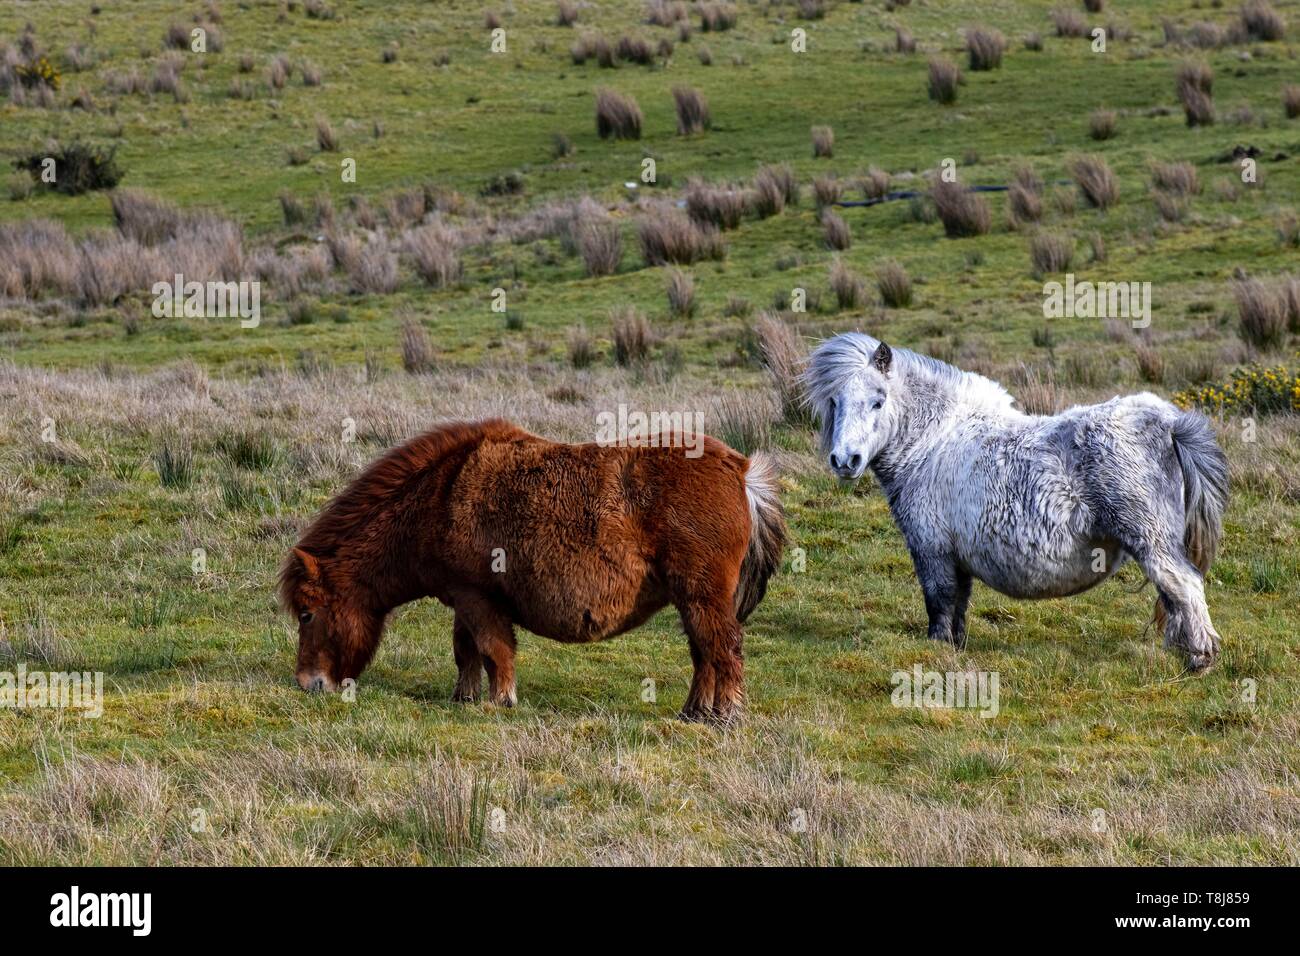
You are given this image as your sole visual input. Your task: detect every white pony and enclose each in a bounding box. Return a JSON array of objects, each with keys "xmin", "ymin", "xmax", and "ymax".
[{"xmin": 804, "ymin": 333, "xmax": 1229, "ymax": 670}]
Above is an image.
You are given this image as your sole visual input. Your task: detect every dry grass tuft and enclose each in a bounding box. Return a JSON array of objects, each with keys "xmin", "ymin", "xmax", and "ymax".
[
  {"xmin": 665, "ymin": 268, "xmax": 696, "ymax": 318},
  {"xmin": 931, "ymin": 178, "xmax": 992, "ymax": 237},
  {"xmin": 595, "ymin": 89, "xmax": 643, "ymax": 140},
  {"xmin": 1088, "ymin": 109, "xmax": 1117, "ymax": 141},
  {"xmin": 1234, "ymin": 277, "xmax": 1289, "ymax": 350},
  {"xmin": 1029, "ymin": 232, "xmax": 1074, "ymax": 276},
  {"xmin": 1176, "ymin": 62, "xmax": 1215, "ymax": 127},
  {"xmin": 966, "ymin": 26, "xmax": 1006, "ymax": 71},
  {"xmin": 673, "ymin": 86, "xmax": 711, "ymax": 135},
  {"xmin": 876, "ymin": 259, "xmax": 913, "ymax": 307},
  {"xmin": 637, "ymin": 209, "xmax": 723, "ymax": 266},
  {"xmin": 821, "ymin": 210, "xmax": 851, "ymax": 250},
  {"xmin": 611, "ymin": 306, "xmax": 654, "ymax": 365},
  {"xmin": 811, "ymin": 125, "xmax": 834, "ymax": 158},
  {"xmin": 1069, "ymin": 154, "xmax": 1119, "ymax": 210},
  {"xmin": 927, "ymin": 57, "xmax": 961, "ymax": 104}
]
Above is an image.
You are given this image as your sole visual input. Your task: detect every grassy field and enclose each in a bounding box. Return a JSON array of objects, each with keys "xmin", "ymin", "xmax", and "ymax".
[{"xmin": 0, "ymin": 0, "xmax": 1298, "ymax": 864}]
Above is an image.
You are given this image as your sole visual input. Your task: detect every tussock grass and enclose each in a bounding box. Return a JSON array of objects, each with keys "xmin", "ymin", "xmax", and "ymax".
[
  {"xmin": 931, "ymin": 179, "xmax": 991, "ymax": 237},
  {"xmin": 927, "ymin": 57, "xmax": 961, "ymax": 104},
  {"xmin": 595, "ymin": 88, "xmax": 642, "ymax": 140},
  {"xmin": 966, "ymin": 27, "xmax": 1006, "ymax": 71},
  {"xmin": 1069, "ymin": 154, "xmax": 1119, "ymax": 209}
]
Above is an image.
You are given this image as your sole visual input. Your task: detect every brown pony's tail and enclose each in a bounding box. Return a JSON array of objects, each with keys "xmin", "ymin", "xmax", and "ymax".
[{"xmin": 735, "ymin": 452, "xmax": 787, "ymax": 623}]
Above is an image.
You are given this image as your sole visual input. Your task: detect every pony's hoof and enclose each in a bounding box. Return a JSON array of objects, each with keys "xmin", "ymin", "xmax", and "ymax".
[{"xmin": 451, "ymin": 691, "xmax": 479, "ymax": 704}]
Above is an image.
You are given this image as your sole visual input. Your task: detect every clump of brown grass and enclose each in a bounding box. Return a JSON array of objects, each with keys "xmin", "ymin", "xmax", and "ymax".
[
  {"xmin": 1240, "ymin": 1, "xmax": 1286, "ymax": 42},
  {"xmin": 754, "ymin": 312, "xmax": 810, "ymax": 425},
  {"xmin": 615, "ymin": 35, "xmax": 653, "ymax": 65},
  {"xmin": 931, "ymin": 178, "xmax": 991, "ymax": 237},
  {"xmin": 1088, "ymin": 109, "xmax": 1117, "ymax": 141},
  {"xmin": 348, "ymin": 241, "xmax": 398, "ymax": 294},
  {"xmin": 315, "ymin": 117, "xmax": 338, "ymax": 151},
  {"xmin": 812, "ymin": 175, "xmax": 842, "ymax": 210},
  {"xmin": 1012, "ymin": 364, "xmax": 1059, "ymax": 414},
  {"xmin": 751, "ymin": 164, "xmax": 798, "ymax": 218},
  {"xmin": 646, "ymin": 1, "xmax": 687, "ymax": 28},
  {"xmin": 1134, "ymin": 342, "xmax": 1165, "ymax": 384},
  {"xmin": 1029, "ymin": 232, "xmax": 1074, "ymax": 276},
  {"xmin": 567, "ymin": 324, "xmax": 596, "ymax": 367},
  {"xmin": 685, "ymin": 181, "xmax": 748, "ymax": 230},
  {"xmin": 966, "ymin": 26, "xmax": 1006, "ymax": 70},
  {"xmin": 595, "ymin": 89, "xmax": 642, "ymax": 140},
  {"xmin": 574, "ymin": 215, "xmax": 623, "ymax": 276},
  {"xmin": 1234, "ymin": 277, "xmax": 1289, "ymax": 349},
  {"xmin": 876, "ymin": 259, "xmax": 913, "ymax": 307},
  {"xmin": 927, "ymin": 57, "xmax": 961, "ymax": 104},
  {"xmin": 1008, "ymin": 165, "xmax": 1044, "ymax": 225},
  {"xmin": 1150, "ymin": 160, "xmax": 1199, "ymax": 196},
  {"xmin": 821, "ymin": 211, "xmax": 851, "ymax": 250},
  {"xmin": 811, "ymin": 125, "xmax": 834, "ymax": 158},
  {"xmin": 405, "ymin": 225, "xmax": 461, "ymax": 288},
  {"xmin": 637, "ymin": 209, "xmax": 723, "ymax": 265},
  {"xmin": 673, "ymin": 86, "xmax": 711, "ymax": 134},
  {"xmin": 860, "ymin": 167, "xmax": 891, "ymax": 201},
  {"xmin": 400, "ymin": 319, "xmax": 434, "ymax": 373},
  {"xmin": 611, "ymin": 306, "xmax": 654, "ymax": 365},
  {"xmin": 110, "ymin": 189, "xmax": 185, "ymax": 244},
  {"xmin": 698, "ymin": 2, "xmax": 738, "ymax": 32},
  {"xmin": 896, "ymin": 28, "xmax": 916, "ymax": 53},
  {"xmin": 1069, "ymin": 154, "xmax": 1119, "ymax": 210},
  {"xmin": 1176, "ymin": 62, "xmax": 1214, "ymax": 127},
  {"xmin": 1282, "ymin": 84, "xmax": 1300, "ymax": 119},
  {"xmin": 829, "ymin": 258, "xmax": 866, "ymax": 310},
  {"xmin": 1051, "ymin": 9, "xmax": 1088, "ymax": 38},
  {"xmin": 665, "ymin": 268, "xmax": 696, "ymax": 317},
  {"xmin": 556, "ymin": 0, "xmax": 580, "ymax": 27}
]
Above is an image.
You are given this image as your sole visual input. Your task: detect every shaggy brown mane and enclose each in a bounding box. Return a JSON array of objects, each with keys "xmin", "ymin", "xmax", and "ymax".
[{"xmin": 278, "ymin": 418, "xmax": 525, "ymax": 608}]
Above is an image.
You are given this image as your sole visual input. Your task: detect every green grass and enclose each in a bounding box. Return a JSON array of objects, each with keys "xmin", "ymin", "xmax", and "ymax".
[{"xmin": 1, "ymin": 0, "xmax": 1299, "ymax": 864}]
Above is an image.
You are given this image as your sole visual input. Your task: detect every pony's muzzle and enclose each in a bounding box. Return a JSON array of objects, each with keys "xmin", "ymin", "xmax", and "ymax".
[
  {"xmin": 829, "ymin": 451, "xmax": 864, "ymax": 480},
  {"xmin": 296, "ymin": 671, "xmax": 336, "ymax": 693}
]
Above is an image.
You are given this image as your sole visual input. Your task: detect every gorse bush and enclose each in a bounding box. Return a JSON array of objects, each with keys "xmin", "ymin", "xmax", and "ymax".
[
  {"xmin": 1174, "ymin": 365, "xmax": 1300, "ymax": 415},
  {"xmin": 16, "ymin": 142, "xmax": 122, "ymax": 195}
]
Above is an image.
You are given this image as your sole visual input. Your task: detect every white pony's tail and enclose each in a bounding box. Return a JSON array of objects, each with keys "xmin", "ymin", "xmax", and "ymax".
[
  {"xmin": 1170, "ymin": 411, "xmax": 1229, "ymax": 575},
  {"xmin": 735, "ymin": 452, "xmax": 786, "ymax": 623},
  {"xmin": 1156, "ymin": 411, "xmax": 1228, "ymax": 635}
]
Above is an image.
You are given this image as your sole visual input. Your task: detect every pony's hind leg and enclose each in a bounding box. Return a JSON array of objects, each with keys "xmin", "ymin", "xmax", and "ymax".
[
  {"xmin": 452, "ymin": 593, "xmax": 519, "ymax": 706},
  {"xmin": 451, "ymin": 617, "xmax": 483, "ymax": 703},
  {"xmin": 678, "ymin": 601, "xmax": 744, "ymax": 725}
]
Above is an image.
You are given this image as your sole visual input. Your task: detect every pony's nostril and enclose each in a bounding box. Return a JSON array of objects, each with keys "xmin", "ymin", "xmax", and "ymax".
[
  {"xmin": 308, "ymin": 676, "xmax": 325, "ymax": 692},
  {"xmin": 849, "ymin": 453, "xmax": 862, "ymax": 470},
  {"xmin": 829, "ymin": 453, "xmax": 841, "ymax": 469}
]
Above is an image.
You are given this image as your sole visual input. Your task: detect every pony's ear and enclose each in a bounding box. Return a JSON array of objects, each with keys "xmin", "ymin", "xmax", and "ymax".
[
  {"xmin": 292, "ymin": 547, "xmax": 322, "ymax": 581},
  {"xmin": 871, "ymin": 341, "xmax": 893, "ymax": 374}
]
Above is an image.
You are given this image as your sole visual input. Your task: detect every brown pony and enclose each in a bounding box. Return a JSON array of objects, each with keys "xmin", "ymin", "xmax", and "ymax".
[{"xmin": 279, "ymin": 419, "xmax": 785, "ymax": 723}]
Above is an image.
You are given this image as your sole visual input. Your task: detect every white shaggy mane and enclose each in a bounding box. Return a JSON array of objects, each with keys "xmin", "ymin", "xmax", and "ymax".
[{"xmin": 804, "ymin": 332, "xmax": 1014, "ymax": 417}]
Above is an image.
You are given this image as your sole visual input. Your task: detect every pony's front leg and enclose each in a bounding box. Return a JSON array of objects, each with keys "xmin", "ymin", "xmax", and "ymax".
[{"xmin": 914, "ymin": 553, "xmax": 965, "ymax": 647}]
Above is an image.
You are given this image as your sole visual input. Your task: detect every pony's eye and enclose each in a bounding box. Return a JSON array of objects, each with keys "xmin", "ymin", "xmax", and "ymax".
[
  {"xmin": 298, "ymin": 610, "xmax": 314, "ymax": 625},
  {"xmin": 872, "ymin": 400, "xmax": 884, "ymax": 410}
]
